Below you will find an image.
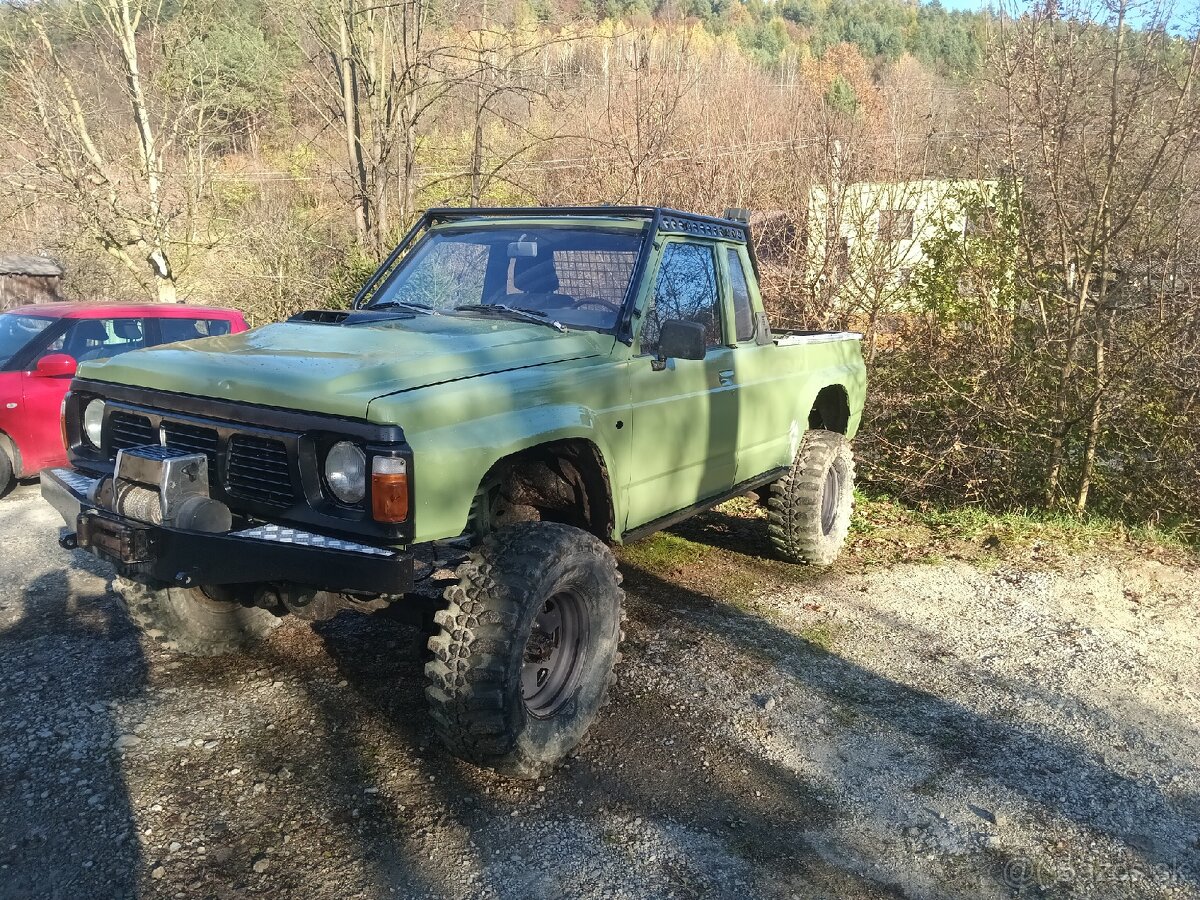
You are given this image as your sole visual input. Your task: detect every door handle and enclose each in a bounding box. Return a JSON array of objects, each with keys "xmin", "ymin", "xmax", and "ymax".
[{"xmin": 718, "ymin": 369, "xmax": 735, "ymax": 387}]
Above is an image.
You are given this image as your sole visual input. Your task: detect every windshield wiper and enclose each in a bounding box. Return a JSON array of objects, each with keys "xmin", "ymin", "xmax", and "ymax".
[
  {"xmin": 367, "ymin": 299, "xmax": 436, "ymax": 315},
  {"xmin": 454, "ymin": 304, "xmax": 565, "ymax": 332}
]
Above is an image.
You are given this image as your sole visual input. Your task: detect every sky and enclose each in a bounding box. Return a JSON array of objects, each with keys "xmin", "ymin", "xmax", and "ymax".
[{"xmin": 922, "ymin": 0, "xmax": 1198, "ymax": 30}]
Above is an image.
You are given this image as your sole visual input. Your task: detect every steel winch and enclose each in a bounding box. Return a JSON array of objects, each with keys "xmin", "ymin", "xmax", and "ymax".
[{"xmin": 89, "ymin": 445, "xmax": 233, "ymax": 533}]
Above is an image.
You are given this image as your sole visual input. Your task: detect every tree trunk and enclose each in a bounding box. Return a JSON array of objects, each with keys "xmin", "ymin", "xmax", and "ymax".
[
  {"xmin": 470, "ymin": 68, "xmax": 484, "ymax": 205},
  {"xmin": 154, "ymin": 273, "xmax": 178, "ymax": 304},
  {"xmin": 147, "ymin": 247, "xmax": 178, "ymax": 303},
  {"xmin": 339, "ymin": 2, "xmax": 370, "ymax": 247},
  {"xmin": 1042, "ymin": 270, "xmax": 1092, "ymax": 509},
  {"xmin": 1075, "ymin": 326, "xmax": 1106, "ymax": 515}
]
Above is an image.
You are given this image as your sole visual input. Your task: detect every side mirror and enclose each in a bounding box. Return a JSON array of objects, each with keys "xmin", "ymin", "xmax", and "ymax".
[
  {"xmin": 34, "ymin": 353, "xmax": 78, "ymax": 378},
  {"xmin": 653, "ymin": 319, "xmax": 706, "ymax": 370}
]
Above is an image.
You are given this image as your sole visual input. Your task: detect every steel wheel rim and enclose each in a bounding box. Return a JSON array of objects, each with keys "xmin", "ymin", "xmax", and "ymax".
[
  {"xmin": 821, "ymin": 465, "xmax": 841, "ymax": 535},
  {"xmin": 521, "ymin": 589, "xmax": 589, "ymax": 717}
]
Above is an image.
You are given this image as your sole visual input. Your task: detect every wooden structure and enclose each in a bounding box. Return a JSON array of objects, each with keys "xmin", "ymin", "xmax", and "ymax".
[{"xmin": 0, "ymin": 254, "xmax": 64, "ymax": 310}]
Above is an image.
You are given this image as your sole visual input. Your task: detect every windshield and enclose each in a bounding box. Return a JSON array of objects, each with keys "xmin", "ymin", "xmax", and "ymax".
[
  {"xmin": 369, "ymin": 226, "xmax": 644, "ymax": 332},
  {"xmin": 0, "ymin": 313, "xmax": 53, "ymax": 368}
]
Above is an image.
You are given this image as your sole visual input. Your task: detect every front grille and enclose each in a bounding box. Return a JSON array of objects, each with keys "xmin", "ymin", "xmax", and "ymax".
[
  {"xmin": 161, "ymin": 421, "xmax": 219, "ymax": 471},
  {"xmin": 226, "ymin": 434, "xmax": 295, "ymax": 507},
  {"xmin": 101, "ymin": 406, "xmax": 304, "ymax": 511},
  {"xmin": 108, "ymin": 411, "xmax": 156, "ymax": 452}
]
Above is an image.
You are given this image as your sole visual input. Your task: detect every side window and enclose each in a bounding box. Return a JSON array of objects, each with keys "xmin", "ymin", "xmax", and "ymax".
[
  {"xmin": 37, "ymin": 328, "xmax": 67, "ymax": 358},
  {"xmin": 61, "ymin": 318, "xmax": 146, "ymax": 362},
  {"xmin": 726, "ymin": 249, "xmax": 756, "ymax": 343},
  {"xmin": 641, "ymin": 242, "xmax": 721, "ymax": 355},
  {"xmin": 157, "ymin": 318, "xmax": 232, "ymax": 345}
]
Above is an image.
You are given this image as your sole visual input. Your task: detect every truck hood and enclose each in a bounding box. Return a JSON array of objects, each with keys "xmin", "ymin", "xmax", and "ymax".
[{"xmin": 79, "ymin": 316, "xmax": 610, "ymax": 419}]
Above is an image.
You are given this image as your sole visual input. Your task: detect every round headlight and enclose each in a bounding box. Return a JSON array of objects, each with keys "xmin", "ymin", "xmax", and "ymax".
[
  {"xmin": 325, "ymin": 441, "xmax": 366, "ymax": 504},
  {"xmin": 82, "ymin": 399, "xmax": 105, "ymax": 447}
]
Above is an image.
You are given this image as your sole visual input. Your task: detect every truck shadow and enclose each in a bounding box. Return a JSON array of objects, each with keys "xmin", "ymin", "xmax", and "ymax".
[
  {"xmin": 667, "ymin": 503, "xmax": 777, "ymax": 557},
  {"xmin": 0, "ymin": 563, "xmax": 146, "ymax": 900},
  {"xmin": 262, "ymin": 559, "xmax": 497, "ymax": 894},
  {"xmin": 303, "ymin": 608, "xmax": 914, "ymax": 898},
  {"xmin": 617, "ymin": 560, "xmax": 1199, "ymax": 895}
]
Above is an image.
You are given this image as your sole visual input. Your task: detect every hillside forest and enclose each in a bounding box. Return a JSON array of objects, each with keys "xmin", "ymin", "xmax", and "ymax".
[{"xmin": 1, "ymin": 0, "xmax": 1199, "ymax": 535}]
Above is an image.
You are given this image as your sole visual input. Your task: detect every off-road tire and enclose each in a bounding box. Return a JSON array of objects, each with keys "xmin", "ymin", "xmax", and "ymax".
[
  {"xmin": 768, "ymin": 429, "xmax": 855, "ymax": 566},
  {"xmin": 114, "ymin": 577, "xmax": 280, "ymax": 656},
  {"xmin": 0, "ymin": 446, "xmax": 13, "ymax": 499},
  {"xmin": 425, "ymin": 522, "xmax": 624, "ymax": 779}
]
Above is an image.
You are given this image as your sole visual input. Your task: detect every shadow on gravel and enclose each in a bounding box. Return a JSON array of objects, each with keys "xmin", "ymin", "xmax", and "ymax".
[
  {"xmin": 0, "ymin": 563, "xmax": 146, "ymax": 900},
  {"xmin": 308, "ymin": 615, "xmax": 478, "ymax": 896},
  {"xmin": 302, "ymin": 614, "xmax": 907, "ymax": 900},
  {"xmin": 303, "ymin": 599, "xmax": 908, "ymax": 897},
  {"xmin": 195, "ymin": 612, "xmax": 502, "ymax": 899},
  {"xmin": 619, "ymin": 560, "xmax": 1200, "ymax": 896}
]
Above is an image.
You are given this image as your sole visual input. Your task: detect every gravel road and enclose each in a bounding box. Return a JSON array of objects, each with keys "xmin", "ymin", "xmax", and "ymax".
[{"xmin": 1, "ymin": 480, "xmax": 1198, "ymax": 899}]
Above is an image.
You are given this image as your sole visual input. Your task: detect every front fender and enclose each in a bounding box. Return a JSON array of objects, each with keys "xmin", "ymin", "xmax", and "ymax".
[{"xmin": 368, "ymin": 358, "xmax": 628, "ymax": 544}]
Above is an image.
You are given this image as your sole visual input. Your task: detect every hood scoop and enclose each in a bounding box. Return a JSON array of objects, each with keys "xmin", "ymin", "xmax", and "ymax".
[
  {"xmin": 291, "ymin": 309, "xmax": 350, "ymax": 325},
  {"xmin": 289, "ymin": 308, "xmax": 416, "ymax": 326}
]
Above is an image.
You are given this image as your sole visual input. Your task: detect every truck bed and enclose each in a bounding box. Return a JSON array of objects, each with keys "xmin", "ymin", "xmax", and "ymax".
[{"xmin": 773, "ymin": 330, "xmax": 863, "ymax": 346}]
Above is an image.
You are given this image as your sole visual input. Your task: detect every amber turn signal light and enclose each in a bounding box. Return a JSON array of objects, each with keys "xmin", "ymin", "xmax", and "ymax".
[{"xmin": 371, "ymin": 456, "xmax": 409, "ymax": 523}]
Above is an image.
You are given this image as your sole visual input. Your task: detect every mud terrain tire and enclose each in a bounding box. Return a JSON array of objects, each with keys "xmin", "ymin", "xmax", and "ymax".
[
  {"xmin": 115, "ymin": 577, "xmax": 280, "ymax": 656},
  {"xmin": 425, "ymin": 522, "xmax": 624, "ymax": 779},
  {"xmin": 768, "ymin": 429, "xmax": 855, "ymax": 566}
]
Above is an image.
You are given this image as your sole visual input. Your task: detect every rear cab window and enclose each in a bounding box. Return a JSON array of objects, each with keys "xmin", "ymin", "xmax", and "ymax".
[{"xmin": 724, "ymin": 248, "xmax": 756, "ymax": 343}]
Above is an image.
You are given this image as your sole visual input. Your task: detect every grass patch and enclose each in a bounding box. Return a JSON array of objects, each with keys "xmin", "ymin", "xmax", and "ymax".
[
  {"xmin": 618, "ymin": 486, "xmax": 1195, "ymax": 607},
  {"xmin": 618, "ymin": 532, "xmax": 711, "ymax": 574},
  {"xmin": 918, "ymin": 503, "xmax": 1194, "ymax": 553},
  {"xmin": 799, "ymin": 621, "xmax": 839, "ymax": 651},
  {"xmin": 849, "ymin": 490, "xmax": 1198, "ymax": 566}
]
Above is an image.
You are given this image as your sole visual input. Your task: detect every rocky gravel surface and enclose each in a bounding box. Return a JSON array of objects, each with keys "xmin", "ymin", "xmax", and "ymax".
[{"xmin": 1, "ymin": 480, "xmax": 1198, "ymax": 899}]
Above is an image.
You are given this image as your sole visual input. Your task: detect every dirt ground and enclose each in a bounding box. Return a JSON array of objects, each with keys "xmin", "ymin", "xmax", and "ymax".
[{"xmin": 1, "ymin": 480, "xmax": 1197, "ymax": 900}]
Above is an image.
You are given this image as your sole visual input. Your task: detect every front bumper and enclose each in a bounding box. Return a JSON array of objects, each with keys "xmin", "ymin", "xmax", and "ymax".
[{"xmin": 42, "ymin": 468, "xmax": 414, "ymax": 595}]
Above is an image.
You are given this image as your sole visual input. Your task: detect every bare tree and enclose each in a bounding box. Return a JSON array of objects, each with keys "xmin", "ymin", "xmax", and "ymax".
[
  {"xmin": 300, "ymin": 0, "xmax": 471, "ymax": 255},
  {"xmin": 589, "ymin": 31, "xmax": 700, "ymax": 205},
  {"xmin": 0, "ymin": 0, "xmax": 200, "ymax": 301},
  {"xmin": 458, "ymin": 13, "xmax": 579, "ymax": 206},
  {"xmin": 990, "ymin": 0, "xmax": 1200, "ymax": 511}
]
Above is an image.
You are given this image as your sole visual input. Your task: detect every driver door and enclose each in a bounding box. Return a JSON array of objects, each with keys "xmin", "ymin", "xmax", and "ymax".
[{"xmin": 625, "ymin": 239, "xmax": 738, "ymax": 530}]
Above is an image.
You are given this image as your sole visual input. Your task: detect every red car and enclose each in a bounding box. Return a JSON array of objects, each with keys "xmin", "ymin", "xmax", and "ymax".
[{"xmin": 0, "ymin": 302, "xmax": 248, "ymax": 496}]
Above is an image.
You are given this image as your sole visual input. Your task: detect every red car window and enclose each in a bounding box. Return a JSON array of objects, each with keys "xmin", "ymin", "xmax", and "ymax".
[
  {"xmin": 155, "ymin": 318, "xmax": 234, "ymax": 344},
  {"xmin": 0, "ymin": 313, "xmax": 54, "ymax": 370},
  {"xmin": 46, "ymin": 318, "xmax": 147, "ymax": 363}
]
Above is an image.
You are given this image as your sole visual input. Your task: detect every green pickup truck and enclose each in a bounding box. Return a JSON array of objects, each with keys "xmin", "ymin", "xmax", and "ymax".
[{"xmin": 42, "ymin": 206, "xmax": 866, "ymax": 777}]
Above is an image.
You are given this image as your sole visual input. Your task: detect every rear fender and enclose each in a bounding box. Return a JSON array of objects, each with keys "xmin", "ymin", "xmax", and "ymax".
[{"xmin": 792, "ymin": 348, "xmax": 867, "ymax": 453}]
